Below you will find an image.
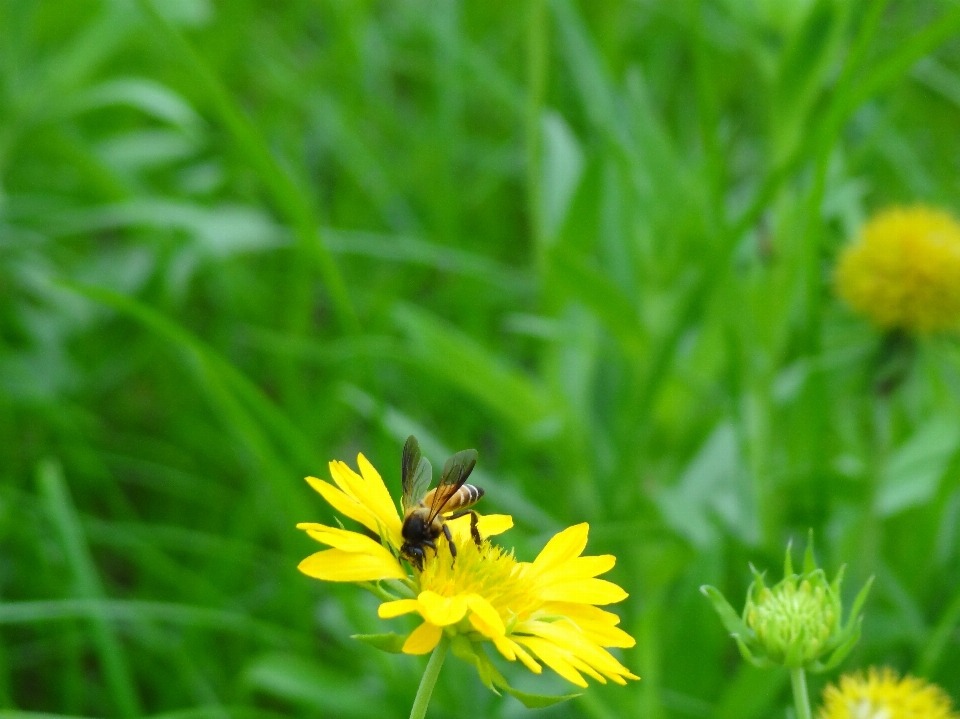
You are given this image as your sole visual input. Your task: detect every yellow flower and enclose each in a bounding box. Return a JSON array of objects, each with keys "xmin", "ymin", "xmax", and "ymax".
[
  {"xmin": 819, "ymin": 667, "xmax": 959, "ymax": 719},
  {"xmin": 297, "ymin": 453, "xmax": 639, "ymax": 690},
  {"xmin": 835, "ymin": 206, "xmax": 960, "ymax": 333}
]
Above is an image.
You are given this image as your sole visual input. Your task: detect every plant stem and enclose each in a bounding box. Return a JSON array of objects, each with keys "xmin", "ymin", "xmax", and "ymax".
[
  {"xmin": 791, "ymin": 668, "xmax": 813, "ymax": 719},
  {"xmin": 409, "ymin": 634, "xmax": 450, "ymax": 719}
]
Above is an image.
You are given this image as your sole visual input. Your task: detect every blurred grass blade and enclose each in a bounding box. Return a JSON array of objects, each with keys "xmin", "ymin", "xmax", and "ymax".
[
  {"xmin": 917, "ymin": 578, "xmax": 960, "ymax": 677},
  {"xmin": 549, "ymin": 0, "xmax": 630, "ymax": 151},
  {"xmin": 131, "ymin": 0, "xmax": 358, "ymax": 334},
  {"xmin": 713, "ymin": 665, "xmax": 789, "ymax": 719},
  {"xmin": 845, "ymin": 5, "xmax": 960, "ymax": 119},
  {"xmin": 59, "ymin": 281, "xmax": 314, "ymax": 525},
  {"xmin": 323, "ymin": 229, "xmax": 531, "ymax": 293},
  {"xmin": 876, "ymin": 415, "xmax": 960, "ymax": 517},
  {"xmin": 391, "ymin": 303, "xmax": 557, "ymax": 433},
  {"xmin": 0, "ymin": 600, "xmax": 295, "ymax": 646},
  {"xmin": 0, "ymin": 709, "xmax": 235, "ymax": 719},
  {"xmin": 658, "ymin": 423, "xmax": 758, "ymax": 548},
  {"xmin": 242, "ymin": 653, "xmax": 379, "ymax": 717},
  {"xmin": 310, "ymin": 97, "xmax": 419, "ymax": 233},
  {"xmin": 36, "ymin": 460, "xmax": 142, "ymax": 719},
  {"xmin": 550, "ymin": 245, "xmax": 646, "ymax": 357},
  {"xmin": 540, "ymin": 111, "xmax": 584, "ymax": 242},
  {"xmin": 71, "ymin": 77, "xmax": 203, "ymax": 133},
  {"xmin": 14, "ymin": 4, "xmax": 137, "ymax": 126}
]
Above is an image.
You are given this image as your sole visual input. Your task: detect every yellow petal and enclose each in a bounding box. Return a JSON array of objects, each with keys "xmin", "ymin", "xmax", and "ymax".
[
  {"xmin": 332, "ymin": 460, "xmax": 404, "ymax": 548},
  {"xmin": 531, "ymin": 523, "xmax": 589, "ymax": 574},
  {"xmin": 511, "ymin": 640, "xmax": 543, "ymax": 675},
  {"xmin": 492, "ymin": 636, "xmax": 544, "ymax": 675},
  {"xmin": 469, "ymin": 613, "xmax": 497, "ymax": 638},
  {"xmin": 520, "ymin": 621, "xmax": 637, "ymax": 680},
  {"xmin": 298, "ymin": 548, "xmax": 406, "ymax": 582},
  {"xmin": 417, "ymin": 591, "xmax": 468, "ymax": 626},
  {"xmin": 379, "ymin": 599, "xmax": 420, "ymax": 619},
  {"xmin": 403, "ymin": 622, "xmax": 442, "ymax": 655},
  {"xmin": 306, "ymin": 477, "xmax": 380, "ymax": 537},
  {"xmin": 540, "ymin": 602, "xmax": 621, "ymax": 626},
  {"xmin": 465, "ymin": 594, "xmax": 505, "ymax": 636},
  {"xmin": 514, "ymin": 637, "xmax": 587, "ymax": 688},
  {"xmin": 539, "ymin": 555, "xmax": 616, "ymax": 582},
  {"xmin": 301, "ymin": 524, "xmax": 388, "ymax": 553},
  {"xmin": 357, "ymin": 453, "xmax": 402, "ymax": 526},
  {"xmin": 476, "ymin": 514, "xmax": 513, "ymax": 536},
  {"xmin": 567, "ymin": 654, "xmax": 607, "ymax": 684},
  {"xmin": 329, "ymin": 459, "xmax": 366, "ymax": 499},
  {"xmin": 493, "ymin": 636, "xmax": 516, "ymax": 661},
  {"xmin": 557, "ymin": 617, "xmax": 635, "ymax": 649},
  {"xmin": 541, "ymin": 578, "xmax": 628, "ymax": 605},
  {"xmin": 446, "ymin": 513, "xmax": 514, "ymax": 542}
]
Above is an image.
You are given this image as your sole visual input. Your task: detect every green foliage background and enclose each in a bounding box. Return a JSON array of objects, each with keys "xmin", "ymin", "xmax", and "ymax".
[{"xmin": 3, "ymin": 0, "xmax": 960, "ymax": 717}]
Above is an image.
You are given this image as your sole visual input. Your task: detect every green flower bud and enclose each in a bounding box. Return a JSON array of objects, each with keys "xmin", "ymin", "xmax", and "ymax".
[{"xmin": 700, "ymin": 533, "xmax": 873, "ymax": 673}]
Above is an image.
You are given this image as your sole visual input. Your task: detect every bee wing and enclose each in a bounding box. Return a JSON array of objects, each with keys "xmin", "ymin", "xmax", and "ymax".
[
  {"xmin": 401, "ymin": 435, "xmax": 432, "ymax": 513},
  {"xmin": 426, "ymin": 448, "xmax": 478, "ymax": 522}
]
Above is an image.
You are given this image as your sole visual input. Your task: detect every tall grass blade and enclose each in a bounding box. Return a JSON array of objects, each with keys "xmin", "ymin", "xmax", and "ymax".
[{"xmin": 36, "ymin": 460, "xmax": 142, "ymax": 719}]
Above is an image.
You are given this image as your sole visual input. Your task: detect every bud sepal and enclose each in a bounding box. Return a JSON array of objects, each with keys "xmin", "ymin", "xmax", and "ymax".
[{"xmin": 701, "ymin": 533, "xmax": 873, "ymax": 673}]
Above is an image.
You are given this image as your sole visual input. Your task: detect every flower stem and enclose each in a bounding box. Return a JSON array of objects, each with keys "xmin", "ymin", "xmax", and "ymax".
[
  {"xmin": 409, "ymin": 634, "xmax": 450, "ymax": 719},
  {"xmin": 790, "ymin": 668, "xmax": 813, "ymax": 719}
]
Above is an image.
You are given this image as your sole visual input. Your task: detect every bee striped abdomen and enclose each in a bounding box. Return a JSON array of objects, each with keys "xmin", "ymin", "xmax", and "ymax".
[
  {"xmin": 423, "ymin": 483, "xmax": 485, "ymax": 513},
  {"xmin": 457, "ymin": 484, "xmax": 484, "ymax": 508}
]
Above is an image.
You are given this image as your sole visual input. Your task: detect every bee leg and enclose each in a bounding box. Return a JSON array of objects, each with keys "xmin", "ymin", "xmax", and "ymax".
[
  {"xmin": 445, "ymin": 509, "xmax": 483, "ymax": 548},
  {"xmin": 468, "ymin": 510, "xmax": 482, "ymax": 548},
  {"xmin": 442, "ymin": 523, "xmax": 457, "ymax": 566}
]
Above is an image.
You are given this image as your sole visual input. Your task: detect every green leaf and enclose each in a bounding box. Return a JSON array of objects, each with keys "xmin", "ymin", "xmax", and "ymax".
[
  {"xmin": 449, "ymin": 635, "xmax": 503, "ymax": 693},
  {"xmin": 812, "ymin": 618, "xmax": 862, "ymax": 674},
  {"xmin": 784, "ymin": 539, "xmax": 795, "ymax": 577},
  {"xmin": 497, "ymin": 682, "xmax": 581, "ymax": 709},
  {"xmin": 844, "ymin": 575, "xmax": 875, "ymax": 632},
  {"xmin": 830, "ymin": 564, "xmax": 847, "ymax": 597},
  {"xmin": 449, "ymin": 635, "xmax": 581, "ymax": 708},
  {"xmin": 734, "ymin": 635, "xmax": 775, "ymax": 669},
  {"xmin": 701, "ymin": 585, "xmax": 750, "ymax": 638},
  {"xmin": 748, "ymin": 564, "xmax": 766, "ymax": 591},
  {"xmin": 350, "ymin": 633, "xmax": 407, "ymax": 654}
]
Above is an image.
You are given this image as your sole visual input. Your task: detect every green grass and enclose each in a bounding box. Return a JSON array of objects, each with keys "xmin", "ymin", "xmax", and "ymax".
[{"xmin": 3, "ymin": 0, "xmax": 960, "ymax": 717}]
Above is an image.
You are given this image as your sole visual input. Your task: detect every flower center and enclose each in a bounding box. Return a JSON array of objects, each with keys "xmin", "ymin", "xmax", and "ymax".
[
  {"xmin": 417, "ymin": 535, "xmax": 541, "ymax": 625},
  {"xmin": 848, "ymin": 699, "xmax": 889, "ymax": 719}
]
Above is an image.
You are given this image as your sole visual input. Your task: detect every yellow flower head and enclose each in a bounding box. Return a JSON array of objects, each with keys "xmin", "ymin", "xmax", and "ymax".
[
  {"xmin": 835, "ymin": 206, "xmax": 960, "ymax": 333},
  {"xmin": 296, "ymin": 450, "xmax": 638, "ymax": 692},
  {"xmin": 819, "ymin": 667, "xmax": 959, "ymax": 719}
]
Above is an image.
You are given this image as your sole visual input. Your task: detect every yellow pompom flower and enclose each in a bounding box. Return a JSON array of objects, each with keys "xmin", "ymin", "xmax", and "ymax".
[
  {"xmin": 296, "ymin": 450, "xmax": 638, "ymax": 695},
  {"xmin": 819, "ymin": 667, "xmax": 959, "ymax": 719},
  {"xmin": 835, "ymin": 206, "xmax": 960, "ymax": 333}
]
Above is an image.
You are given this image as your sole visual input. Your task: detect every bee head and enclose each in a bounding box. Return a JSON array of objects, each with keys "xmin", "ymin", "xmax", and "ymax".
[{"xmin": 401, "ymin": 542, "xmax": 425, "ymax": 571}]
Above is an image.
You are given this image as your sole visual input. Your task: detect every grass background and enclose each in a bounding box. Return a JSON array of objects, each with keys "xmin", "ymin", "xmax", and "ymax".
[{"xmin": 3, "ymin": 0, "xmax": 960, "ymax": 717}]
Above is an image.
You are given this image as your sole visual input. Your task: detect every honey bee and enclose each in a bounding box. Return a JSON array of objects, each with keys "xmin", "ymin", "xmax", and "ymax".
[{"xmin": 399, "ymin": 435, "xmax": 485, "ymax": 571}]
